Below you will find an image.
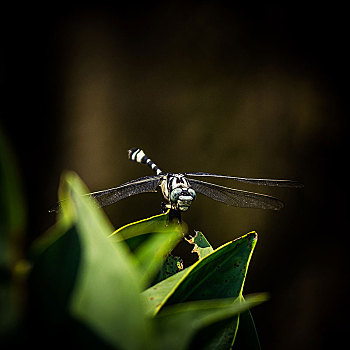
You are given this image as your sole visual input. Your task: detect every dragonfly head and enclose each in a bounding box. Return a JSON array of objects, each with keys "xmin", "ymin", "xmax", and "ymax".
[
  {"xmin": 164, "ymin": 174, "xmax": 196, "ymax": 211},
  {"xmin": 170, "ymin": 187, "xmax": 196, "ymax": 211}
]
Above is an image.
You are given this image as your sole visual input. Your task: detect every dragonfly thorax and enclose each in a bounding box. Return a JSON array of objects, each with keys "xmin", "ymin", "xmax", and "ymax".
[{"xmin": 160, "ymin": 174, "xmax": 196, "ymax": 211}]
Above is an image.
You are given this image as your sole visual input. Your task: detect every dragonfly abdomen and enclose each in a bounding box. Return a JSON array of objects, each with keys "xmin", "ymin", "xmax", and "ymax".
[{"xmin": 128, "ymin": 148, "xmax": 163, "ymax": 175}]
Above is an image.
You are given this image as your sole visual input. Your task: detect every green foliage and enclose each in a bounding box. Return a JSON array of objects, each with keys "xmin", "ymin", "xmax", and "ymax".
[
  {"xmin": 110, "ymin": 211, "xmax": 184, "ymax": 287},
  {"xmin": 185, "ymin": 230, "xmax": 214, "ymax": 259},
  {"xmin": 142, "ymin": 229, "xmax": 262, "ymax": 349},
  {"xmin": 0, "ymin": 127, "xmax": 26, "ymax": 338},
  {"xmin": 0, "ymin": 131, "xmax": 267, "ymax": 349}
]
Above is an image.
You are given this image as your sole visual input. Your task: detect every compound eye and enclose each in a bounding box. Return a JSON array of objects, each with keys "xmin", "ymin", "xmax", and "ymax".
[
  {"xmin": 170, "ymin": 188, "xmax": 182, "ymax": 202},
  {"xmin": 188, "ymin": 188, "xmax": 196, "ymax": 200}
]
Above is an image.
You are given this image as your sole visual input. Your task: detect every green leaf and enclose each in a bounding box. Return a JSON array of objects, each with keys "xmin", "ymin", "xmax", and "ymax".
[
  {"xmin": 143, "ymin": 232, "xmax": 258, "ymax": 349},
  {"xmin": 185, "ymin": 230, "xmax": 214, "ymax": 259},
  {"xmin": 143, "ymin": 232, "xmax": 257, "ymax": 316},
  {"xmin": 111, "ymin": 211, "xmax": 185, "ymax": 288},
  {"xmin": 0, "ymin": 127, "xmax": 26, "ymax": 251},
  {"xmin": 142, "ymin": 268, "xmax": 188, "ymax": 316},
  {"xmin": 233, "ymin": 308, "xmax": 261, "ymax": 350},
  {"xmin": 112, "ymin": 211, "xmax": 170, "ymax": 237},
  {"xmin": 135, "ymin": 232, "xmax": 183, "ymax": 287},
  {"xmin": 167, "ymin": 231, "xmax": 257, "ymax": 302},
  {"xmin": 111, "ymin": 210, "xmax": 185, "ymax": 249},
  {"xmin": 0, "ymin": 126, "xmax": 26, "ymax": 338},
  {"xmin": 27, "ymin": 223, "xmax": 82, "ymax": 325},
  {"xmin": 151, "ymin": 254, "xmax": 184, "ymax": 286},
  {"xmin": 29, "ymin": 171, "xmax": 153, "ymax": 350},
  {"xmin": 154, "ymin": 293, "xmax": 267, "ymax": 350}
]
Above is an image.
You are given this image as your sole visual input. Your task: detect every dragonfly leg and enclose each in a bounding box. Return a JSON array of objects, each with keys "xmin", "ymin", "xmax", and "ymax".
[
  {"xmin": 160, "ymin": 202, "xmax": 168, "ymax": 214},
  {"xmin": 161, "ymin": 202, "xmax": 182, "ymax": 223},
  {"xmin": 168, "ymin": 208, "xmax": 182, "ymax": 224}
]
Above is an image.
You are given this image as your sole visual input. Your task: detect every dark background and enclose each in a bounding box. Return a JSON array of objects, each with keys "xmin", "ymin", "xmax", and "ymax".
[{"xmin": 1, "ymin": 2, "xmax": 348, "ymax": 349}]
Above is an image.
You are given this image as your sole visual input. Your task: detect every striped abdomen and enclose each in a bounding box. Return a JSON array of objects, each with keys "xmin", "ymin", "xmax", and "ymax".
[{"xmin": 128, "ymin": 148, "xmax": 163, "ymax": 175}]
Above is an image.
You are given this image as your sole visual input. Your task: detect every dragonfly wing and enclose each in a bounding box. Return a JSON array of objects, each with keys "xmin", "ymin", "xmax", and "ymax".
[
  {"xmin": 185, "ymin": 172, "xmax": 303, "ymax": 188},
  {"xmin": 188, "ymin": 178, "xmax": 284, "ymax": 210},
  {"xmin": 89, "ymin": 175, "xmax": 162, "ymax": 208},
  {"xmin": 50, "ymin": 175, "xmax": 162, "ymax": 212}
]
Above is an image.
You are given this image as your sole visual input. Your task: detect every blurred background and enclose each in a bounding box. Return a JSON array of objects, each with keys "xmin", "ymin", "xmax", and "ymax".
[{"xmin": 1, "ymin": 2, "xmax": 348, "ymax": 349}]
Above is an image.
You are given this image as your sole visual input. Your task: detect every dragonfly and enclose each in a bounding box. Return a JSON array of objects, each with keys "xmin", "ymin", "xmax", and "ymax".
[{"xmin": 50, "ymin": 147, "xmax": 303, "ymax": 216}]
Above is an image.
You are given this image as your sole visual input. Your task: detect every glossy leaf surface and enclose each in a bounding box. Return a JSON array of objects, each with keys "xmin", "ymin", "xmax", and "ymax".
[
  {"xmin": 143, "ymin": 231, "xmax": 257, "ymax": 349},
  {"xmin": 143, "ymin": 231, "xmax": 257, "ymax": 315},
  {"xmin": 111, "ymin": 211, "xmax": 184, "ymax": 287},
  {"xmin": 185, "ymin": 230, "xmax": 214, "ymax": 259},
  {"xmin": 154, "ymin": 294, "xmax": 267, "ymax": 350},
  {"xmin": 29, "ymin": 171, "xmax": 152, "ymax": 350}
]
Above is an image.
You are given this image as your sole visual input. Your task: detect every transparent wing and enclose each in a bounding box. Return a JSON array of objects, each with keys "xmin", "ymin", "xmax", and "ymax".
[
  {"xmin": 49, "ymin": 175, "xmax": 162, "ymax": 212},
  {"xmin": 188, "ymin": 178, "xmax": 284, "ymax": 210},
  {"xmin": 90, "ymin": 175, "xmax": 162, "ymax": 208},
  {"xmin": 185, "ymin": 172, "xmax": 303, "ymax": 188}
]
